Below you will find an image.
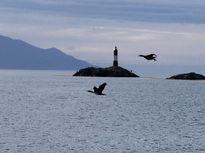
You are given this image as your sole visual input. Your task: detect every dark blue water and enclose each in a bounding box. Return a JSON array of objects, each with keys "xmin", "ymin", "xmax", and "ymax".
[{"xmin": 0, "ymin": 70, "xmax": 205, "ymax": 153}]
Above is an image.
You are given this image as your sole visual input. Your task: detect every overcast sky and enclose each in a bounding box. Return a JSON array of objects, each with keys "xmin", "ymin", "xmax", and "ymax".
[{"xmin": 0, "ymin": 0, "xmax": 205, "ymax": 67}]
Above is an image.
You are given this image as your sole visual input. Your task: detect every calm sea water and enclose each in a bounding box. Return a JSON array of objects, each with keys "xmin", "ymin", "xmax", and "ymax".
[{"xmin": 0, "ymin": 70, "xmax": 205, "ymax": 153}]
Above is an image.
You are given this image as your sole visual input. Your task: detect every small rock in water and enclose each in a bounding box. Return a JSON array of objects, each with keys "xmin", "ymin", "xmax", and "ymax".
[{"xmin": 167, "ymin": 72, "xmax": 205, "ymax": 80}]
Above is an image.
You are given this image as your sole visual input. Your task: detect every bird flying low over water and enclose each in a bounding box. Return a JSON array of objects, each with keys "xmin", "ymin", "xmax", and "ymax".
[
  {"xmin": 139, "ymin": 54, "xmax": 157, "ymax": 61},
  {"xmin": 88, "ymin": 82, "xmax": 107, "ymax": 95}
]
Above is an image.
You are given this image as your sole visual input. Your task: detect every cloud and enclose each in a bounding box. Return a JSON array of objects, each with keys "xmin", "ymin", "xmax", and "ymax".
[
  {"xmin": 1, "ymin": 20, "xmax": 205, "ymax": 66},
  {"xmin": 0, "ymin": 0, "xmax": 205, "ymax": 66},
  {"xmin": 1, "ymin": 0, "xmax": 205, "ymax": 24}
]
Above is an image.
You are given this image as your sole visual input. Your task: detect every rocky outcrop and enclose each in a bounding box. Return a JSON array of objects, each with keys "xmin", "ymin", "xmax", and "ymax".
[
  {"xmin": 167, "ymin": 72, "xmax": 205, "ymax": 80},
  {"xmin": 73, "ymin": 66, "xmax": 139, "ymax": 77}
]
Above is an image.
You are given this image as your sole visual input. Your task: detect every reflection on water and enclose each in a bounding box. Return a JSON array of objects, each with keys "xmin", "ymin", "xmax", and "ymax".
[{"xmin": 0, "ymin": 70, "xmax": 205, "ymax": 153}]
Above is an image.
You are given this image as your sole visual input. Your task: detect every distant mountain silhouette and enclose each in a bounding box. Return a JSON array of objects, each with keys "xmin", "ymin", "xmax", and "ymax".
[{"xmin": 0, "ymin": 35, "xmax": 91, "ymax": 70}]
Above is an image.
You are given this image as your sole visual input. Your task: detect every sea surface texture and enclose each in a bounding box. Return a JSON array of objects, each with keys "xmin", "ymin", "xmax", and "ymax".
[{"xmin": 0, "ymin": 70, "xmax": 205, "ymax": 153}]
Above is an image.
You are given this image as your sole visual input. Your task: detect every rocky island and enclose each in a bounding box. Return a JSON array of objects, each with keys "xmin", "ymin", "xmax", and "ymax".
[
  {"xmin": 73, "ymin": 47, "xmax": 139, "ymax": 77},
  {"xmin": 167, "ymin": 72, "xmax": 205, "ymax": 80},
  {"xmin": 73, "ymin": 66, "xmax": 139, "ymax": 77}
]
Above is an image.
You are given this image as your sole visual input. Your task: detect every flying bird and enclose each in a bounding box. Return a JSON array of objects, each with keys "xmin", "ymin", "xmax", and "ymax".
[
  {"xmin": 88, "ymin": 82, "xmax": 107, "ymax": 95},
  {"xmin": 139, "ymin": 54, "xmax": 157, "ymax": 61}
]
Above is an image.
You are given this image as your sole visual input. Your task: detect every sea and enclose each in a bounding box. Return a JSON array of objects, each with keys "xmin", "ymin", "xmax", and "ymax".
[{"xmin": 0, "ymin": 70, "xmax": 205, "ymax": 153}]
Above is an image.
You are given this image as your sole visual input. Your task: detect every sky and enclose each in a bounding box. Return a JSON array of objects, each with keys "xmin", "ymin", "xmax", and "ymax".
[{"xmin": 0, "ymin": 0, "xmax": 205, "ymax": 73}]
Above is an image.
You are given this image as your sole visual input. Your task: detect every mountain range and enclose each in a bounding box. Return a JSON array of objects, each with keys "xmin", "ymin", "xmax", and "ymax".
[{"xmin": 0, "ymin": 35, "xmax": 91, "ymax": 70}]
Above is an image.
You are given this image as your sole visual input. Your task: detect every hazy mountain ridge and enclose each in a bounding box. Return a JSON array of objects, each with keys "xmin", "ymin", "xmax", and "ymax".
[{"xmin": 0, "ymin": 35, "xmax": 91, "ymax": 70}]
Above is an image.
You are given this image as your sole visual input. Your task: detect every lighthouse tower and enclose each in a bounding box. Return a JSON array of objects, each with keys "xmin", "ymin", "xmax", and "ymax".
[{"xmin": 113, "ymin": 46, "xmax": 118, "ymax": 67}]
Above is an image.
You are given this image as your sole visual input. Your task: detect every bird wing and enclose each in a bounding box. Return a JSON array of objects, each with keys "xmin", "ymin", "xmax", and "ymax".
[
  {"xmin": 150, "ymin": 54, "xmax": 157, "ymax": 57},
  {"xmin": 98, "ymin": 83, "xmax": 107, "ymax": 93}
]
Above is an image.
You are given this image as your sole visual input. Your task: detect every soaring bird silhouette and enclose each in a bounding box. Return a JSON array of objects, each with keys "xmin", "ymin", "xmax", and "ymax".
[
  {"xmin": 139, "ymin": 54, "xmax": 157, "ymax": 61},
  {"xmin": 88, "ymin": 82, "xmax": 107, "ymax": 95}
]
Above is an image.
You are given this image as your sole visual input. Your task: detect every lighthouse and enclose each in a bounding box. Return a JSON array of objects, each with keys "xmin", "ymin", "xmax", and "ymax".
[{"xmin": 113, "ymin": 46, "xmax": 118, "ymax": 67}]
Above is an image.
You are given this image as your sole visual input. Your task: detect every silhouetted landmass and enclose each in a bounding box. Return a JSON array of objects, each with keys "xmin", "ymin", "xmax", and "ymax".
[
  {"xmin": 73, "ymin": 66, "xmax": 139, "ymax": 77},
  {"xmin": 0, "ymin": 35, "xmax": 91, "ymax": 70},
  {"xmin": 167, "ymin": 72, "xmax": 205, "ymax": 80}
]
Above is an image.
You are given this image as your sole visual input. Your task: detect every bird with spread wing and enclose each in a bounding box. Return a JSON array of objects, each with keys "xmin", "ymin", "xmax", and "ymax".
[
  {"xmin": 139, "ymin": 54, "xmax": 157, "ymax": 61},
  {"xmin": 88, "ymin": 82, "xmax": 107, "ymax": 95}
]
